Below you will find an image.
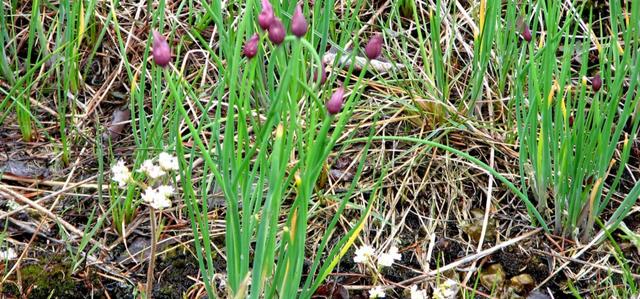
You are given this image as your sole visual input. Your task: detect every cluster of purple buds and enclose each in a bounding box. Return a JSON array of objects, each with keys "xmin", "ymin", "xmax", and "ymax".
[
  {"xmin": 258, "ymin": 1, "xmax": 308, "ymax": 47},
  {"xmin": 268, "ymin": 18, "xmax": 286, "ymax": 45},
  {"xmin": 325, "ymin": 33, "xmax": 384, "ymax": 115},
  {"xmin": 243, "ymin": 1, "xmax": 310, "ymax": 59}
]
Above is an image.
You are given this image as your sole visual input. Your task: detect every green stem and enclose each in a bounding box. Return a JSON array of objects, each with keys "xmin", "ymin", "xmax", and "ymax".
[{"xmin": 146, "ymin": 208, "xmax": 158, "ymax": 298}]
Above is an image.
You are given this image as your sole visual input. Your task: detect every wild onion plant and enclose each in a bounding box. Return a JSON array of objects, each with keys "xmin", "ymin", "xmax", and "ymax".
[
  {"xmin": 0, "ymin": 0, "xmax": 97, "ymax": 156},
  {"xmin": 0, "ymin": 0, "xmax": 43, "ymax": 142},
  {"xmin": 466, "ymin": 0, "xmax": 500, "ymax": 116},
  {"xmin": 152, "ymin": 0, "xmax": 382, "ymax": 297},
  {"xmin": 109, "ymin": 1, "xmax": 176, "ymax": 235},
  {"xmin": 514, "ymin": 1, "xmax": 640, "ymax": 241}
]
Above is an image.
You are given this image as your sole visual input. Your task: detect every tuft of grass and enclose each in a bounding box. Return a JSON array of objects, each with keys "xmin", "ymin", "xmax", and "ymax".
[
  {"xmin": 515, "ymin": 1, "xmax": 640, "ymax": 240},
  {"xmin": 164, "ymin": 0, "xmax": 381, "ymax": 297}
]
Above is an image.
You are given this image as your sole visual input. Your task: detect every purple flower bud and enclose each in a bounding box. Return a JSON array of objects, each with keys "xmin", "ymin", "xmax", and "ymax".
[
  {"xmin": 268, "ymin": 18, "xmax": 286, "ymax": 45},
  {"xmin": 244, "ymin": 33, "xmax": 260, "ymax": 58},
  {"xmin": 313, "ymin": 62, "xmax": 327, "ymax": 84},
  {"xmin": 152, "ymin": 30, "xmax": 171, "ymax": 67},
  {"xmin": 259, "ymin": 0, "xmax": 275, "ymax": 30},
  {"xmin": 291, "ymin": 4, "xmax": 308, "ymax": 38},
  {"xmin": 327, "ymin": 87, "xmax": 345, "ymax": 115},
  {"xmin": 364, "ymin": 33, "xmax": 383, "ymax": 59},
  {"xmin": 364, "ymin": 33, "xmax": 383, "ymax": 60},
  {"xmin": 592, "ymin": 74, "xmax": 602, "ymax": 91},
  {"xmin": 521, "ymin": 25, "xmax": 532, "ymax": 42}
]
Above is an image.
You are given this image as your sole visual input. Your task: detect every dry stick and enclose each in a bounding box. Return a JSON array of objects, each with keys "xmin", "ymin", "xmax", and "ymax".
[
  {"xmin": 1, "ymin": 221, "xmax": 44, "ymax": 286},
  {"xmin": 1, "ymin": 173, "xmax": 106, "ymax": 189},
  {"xmin": 423, "ymin": 148, "xmax": 440, "ymax": 273},
  {"xmin": 2, "ymin": 185, "xmax": 133, "ymax": 285},
  {"xmin": 462, "ymin": 147, "xmax": 495, "ymax": 285},
  {"xmin": 107, "ymin": 215, "xmax": 145, "ymax": 251},
  {"xmin": 531, "ymin": 249, "xmax": 640, "ymax": 279},
  {"xmin": 0, "ymin": 184, "xmax": 107, "ymax": 251},
  {"xmin": 396, "ymin": 227, "xmax": 543, "ymax": 287},
  {"xmin": 49, "ymin": 146, "xmax": 88, "ymax": 216},
  {"xmin": 83, "ymin": 0, "xmax": 146, "ymax": 120},
  {"xmin": 146, "ymin": 208, "xmax": 159, "ymax": 298},
  {"xmin": 535, "ymin": 221, "xmax": 631, "ymax": 289},
  {"xmin": 0, "ymin": 175, "xmax": 104, "ymax": 220}
]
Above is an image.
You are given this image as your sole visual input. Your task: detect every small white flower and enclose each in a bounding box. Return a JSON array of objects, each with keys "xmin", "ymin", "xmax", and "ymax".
[
  {"xmin": 141, "ymin": 186, "xmax": 172, "ymax": 210},
  {"xmin": 141, "ymin": 187, "xmax": 158, "ymax": 203},
  {"xmin": 433, "ymin": 279, "xmax": 459, "ymax": 299},
  {"xmin": 0, "ymin": 248, "xmax": 17, "ymax": 260},
  {"xmin": 410, "ymin": 285, "xmax": 427, "ymax": 299},
  {"xmin": 158, "ymin": 152, "xmax": 179, "ymax": 171},
  {"xmin": 377, "ymin": 246, "xmax": 402, "ymax": 267},
  {"xmin": 368, "ymin": 286, "xmax": 385, "ymax": 298},
  {"xmin": 353, "ymin": 245, "xmax": 375, "ymax": 263},
  {"xmin": 157, "ymin": 185, "xmax": 175, "ymax": 198},
  {"xmin": 150, "ymin": 196, "xmax": 171, "ymax": 210},
  {"xmin": 111, "ymin": 160, "xmax": 132, "ymax": 187},
  {"xmin": 139, "ymin": 159, "xmax": 166, "ymax": 179}
]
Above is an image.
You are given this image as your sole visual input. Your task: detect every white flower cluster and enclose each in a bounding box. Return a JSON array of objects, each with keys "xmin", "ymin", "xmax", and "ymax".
[
  {"xmin": 139, "ymin": 152, "xmax": 180, "ymax": 178},
  {"xmin": 353, "ymin": 245, "xmax": 402, "ymax": 268},
  {"xmin": 0, "ymin": 248, "xmax": 17, "ymax": 261},
  {"xmin": 368, "ymin": 286, "xmax": 385, "ymax": 298},
  {"xmin": 354, "ymin": 245, "xmax": 446, "ymax": 299},
  {"xmin": 111, "ymin": 152, "xmax": 179, "ymax": 210},
  {"xmin": 142, "ymin": 185, "xmax": 174, "ymax": 210},
  {"xmin": 354, "ymin": 245, "xmax": 404, "ymax": 299},
  {"xmin": 111, "ymin": 160, "xmax": 132, "ymax": 187},
  {"xmin": 432, "ymin": 279, "xmax": 459, "ymax": 299}
]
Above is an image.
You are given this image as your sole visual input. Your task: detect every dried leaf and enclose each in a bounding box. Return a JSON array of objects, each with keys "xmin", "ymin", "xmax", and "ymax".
[
  {"xmin": 103, "ymin": 108, "xmax": 130, "ymax": 140},
  {"xmin": 460, "ymin": 208, "xmax": 496, "ymax": 242},
  {"xmin": 480, "ymin": 263, "xmax": 506, "ymax": 290},
  {"xmin": 509, "ymin": 273, "xmax": 535, "ymax": 294},
  {"xmin": 0, "ymin": 160, "xmax": 50, "ymax": 178},
  {"xmin": 329, "ymin": 169, "xmax": 355, "ymax": 182},
  {"xmin": 312, "ymin": 281, "xmax": 349, "ymax": 299}
]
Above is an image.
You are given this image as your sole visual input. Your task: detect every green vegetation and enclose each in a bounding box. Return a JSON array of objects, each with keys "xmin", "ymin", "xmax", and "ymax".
[{"xmin": 0, "ymin": 0, "xmax": 639, "ymax": 298}]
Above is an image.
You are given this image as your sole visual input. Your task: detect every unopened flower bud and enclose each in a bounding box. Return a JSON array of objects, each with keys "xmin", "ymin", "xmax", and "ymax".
[
  {"xmin": 592, "ymin": 74, "xmax": 602, "ymax": 91},
  {"xmin": 244, "ymin": 33, "xmax": 260, "ymax": 58},
  {"xmin": 291, "ymin": 4, "xmax": 308, "ymax": 38},
  {"xmin": 268, "ymin": 17, "xmax": 286, "ymax": 45},
  {"xmin": 258, "ymin": 0, "xmax": 275, "ymax": 30},
  {"xmin": 327, "ymin": 87, "xmax": 345, "ymax": 115},
  {"xmin": 152, "ymin": 30, "xmax": 171, "ymax": 67},
  {"xmin": 313, "ymin": 62, "xmax": 327, "ymax": 84},
  {"xmin": 522, "ymin": 25, "xmax": 532, "ymax": 42},
  {"xmin": 364, "ymin": 33, "xmax": 383, "ymax": 60}
]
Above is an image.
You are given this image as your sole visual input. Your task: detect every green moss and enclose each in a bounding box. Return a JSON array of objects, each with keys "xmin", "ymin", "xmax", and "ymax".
[{"xmin": 9, "ymin": 253, "xmax": 89, "ymax": 298}]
